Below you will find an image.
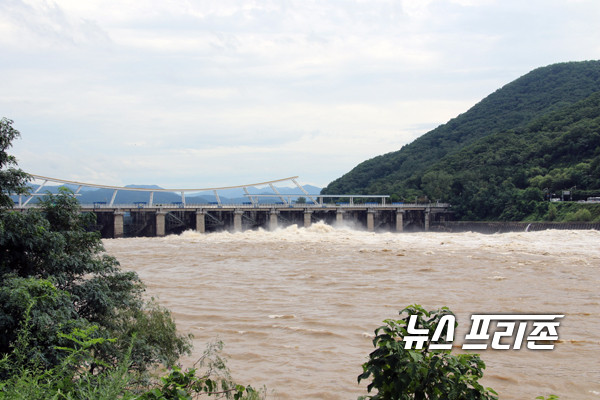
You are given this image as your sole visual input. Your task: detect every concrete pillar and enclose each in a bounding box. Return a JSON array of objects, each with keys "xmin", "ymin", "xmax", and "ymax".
[
  {"xmin": 269, "ymin": 209, "xmax": 278, "ymax": 231},
  {"xmin": 396, "ymin": 211, "xmax": 404, "ymax": 232},
  {"xmin": 113, "ymin": 211, "xmax": 124, "ymax": 238},
  {"xmin": 424, "ymin": 210, "xmax": 430, "ymax": 232},
  {"xmin": 156, "ymin": 211, "xmax": 167, "ymax": 237},
  {"xmin": 304, "ymin": 210, "xmax": 313, "ymax": 228},
  {"xmin": 233, "ymin": 210, "xmax": 243, "ymax": 232},
  {"xmin": 195, "ymin": 210, "xmax": 205, "ymax": 233},
  {"xmin": 367, "ymin": 209, "xmax": 375, "ymax": 232},
  {"xmin": 336, "ymin": 210, "xmax": 344, "ymax": 225}
]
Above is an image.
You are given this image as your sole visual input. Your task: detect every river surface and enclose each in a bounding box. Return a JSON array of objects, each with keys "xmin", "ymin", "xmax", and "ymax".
[{"xmin": 103, "ymin": 224, "xmax": 600, "ymax": 400}]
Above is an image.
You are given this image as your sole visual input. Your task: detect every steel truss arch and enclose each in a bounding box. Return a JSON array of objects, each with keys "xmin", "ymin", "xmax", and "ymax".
[{"xmin": 21, "ymin": 174, "xmax": 306, "ymax": 207}]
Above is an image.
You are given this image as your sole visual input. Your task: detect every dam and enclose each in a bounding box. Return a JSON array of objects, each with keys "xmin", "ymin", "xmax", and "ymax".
[
  {"xmin": 82, "ymin": 202, "xmax": 451, "ymax": 238},
  {"xmin": 14, "ymin": 174, "xmax": 451, "ymax": 238}
]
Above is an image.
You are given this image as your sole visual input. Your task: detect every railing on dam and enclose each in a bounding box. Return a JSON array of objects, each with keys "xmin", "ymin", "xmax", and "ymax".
[{"xmin": 78, "ymin": 202, "xmax": 450, "ymax": 210}]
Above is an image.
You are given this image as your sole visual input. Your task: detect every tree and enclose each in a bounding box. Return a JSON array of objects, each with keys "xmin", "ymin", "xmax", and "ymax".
[
  {"xmin": 421, "ymin": 171, "xmax": 452, "ymax": 202},
  {"xmin": 0, "ymin": 277, "xmax": 85, "ymax": 376},
  {"xmin": 0, "ymin": 122, "xmax": 191, "ymax": 373},
  {"xmin": 358, "ymin": 305, "xmax": 498, "ymax": 400},
  {"xmin": 0, "ymin": 189, "xmax": 192, "ymax": 372},
  {"xmin": 0, "ymin": 118, "xmax": 30, "ymax": 208},
  {"xmin": 0, "ymin": 119, "xmax": 266, "ymax": 399}
]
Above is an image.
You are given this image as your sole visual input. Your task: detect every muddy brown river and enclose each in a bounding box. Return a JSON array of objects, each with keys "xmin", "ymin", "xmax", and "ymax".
[{"xmin": 103, "ymin": 224, "xmax": 600, "ymax": 399}]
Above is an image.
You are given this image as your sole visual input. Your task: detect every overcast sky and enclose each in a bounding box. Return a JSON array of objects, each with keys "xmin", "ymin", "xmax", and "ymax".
[{"xmin": 2, "ymin": 0, "xmax": 600, "ymax": 189}]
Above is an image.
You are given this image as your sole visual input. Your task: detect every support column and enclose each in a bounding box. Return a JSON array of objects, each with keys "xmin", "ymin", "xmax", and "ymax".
[
  {"xmin": 336, "ymin": 209, "xmax": 344, "ymax": 225},
  {"xmin": 234, "ymin": 209, "xmax": 243, "ymax": 232},
  {"xmin": 304, "ymin": 210, "xmax": 313, "ymax": 228},
  {"xmin": 195, "ymin": 210, "xmax": 205, "ymax": 233},
  {"xmin": 113, "ymin": 211, "xmax": 124, "ymax": 238},
  {"xmin": 156, "ymin": 210, "xmax": 167, "ymax": 237},
  {"xmin": 424, "ymin": 209, "xmax": 430, "ymax": 232},
  {"xmin": 269, "ymin": 209, "xmax": 278, "ymax": 231},
  {"xmin": 367, "ymin": 209, "xmax": 375, "ymax": 232},
  {"xmin": 396, "ymin": 211, "xmax": 404, "ymax": 232}
]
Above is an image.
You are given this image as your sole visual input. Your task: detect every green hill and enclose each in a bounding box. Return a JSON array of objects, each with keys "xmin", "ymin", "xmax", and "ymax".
[{"xmin": 321, "ymin": 61, "xmax": 600, "ymax": 220}]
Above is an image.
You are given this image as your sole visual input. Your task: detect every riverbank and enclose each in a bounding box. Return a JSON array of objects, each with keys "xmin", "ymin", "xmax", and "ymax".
[{"xmin": 433, "ymin": 221, "xmax": 600, "ymax": 233}]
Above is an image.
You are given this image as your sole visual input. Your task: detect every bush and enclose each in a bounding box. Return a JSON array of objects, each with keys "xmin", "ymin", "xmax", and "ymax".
[
  {"xmin": 545, "ymin": 203, "xmax": 557, "ymax": 221},
  {"xmin": 139, "ymin": 340, "xmax": 263, "ymax": 400},
  {"xmin": 0, "ymin": 118, "xmax": 263, "ymax": 399},
  {"xmin": 358, "ymin": 305, "xmax": 497, "ymax": 400},
  {"xmin": 563, "ymin": 208, "xmax": 592, "ymax": 222},
  {"xmin": 1, "ymin": 120, "xmax": 191, "ymax": 374},
  {"xmin": 0, "ymin": 190, "xmax": 192, "ymax": 373},
  {"xmin": 0, "ymin": 325, "xmax": 262, "ymax": 400},
  {"xmin": 0, "ymin": 277, "xmax": 87, "ymax": 375}
]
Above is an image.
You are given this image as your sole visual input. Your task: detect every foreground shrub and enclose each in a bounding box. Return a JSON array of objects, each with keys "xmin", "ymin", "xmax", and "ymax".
[
  {"xmin": 0, "ymin": 189, "xmax": 192, "ymax": 372},
  {"xmin": 358, "ymin": 305, "xmax": 497, "ymax": 400},
  {"xmin": 0, "ymin": 321, "xmax": 263, "ymax": 400},
  {"xmin": 140, "ymin": 340, "xmax": 263, "ymax": 400}
]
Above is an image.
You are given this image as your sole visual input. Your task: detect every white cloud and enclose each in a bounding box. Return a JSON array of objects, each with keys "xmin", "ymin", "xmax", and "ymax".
[{"xmin": 3, "ymin": 0, "xmax": 600, "ymax": 188}]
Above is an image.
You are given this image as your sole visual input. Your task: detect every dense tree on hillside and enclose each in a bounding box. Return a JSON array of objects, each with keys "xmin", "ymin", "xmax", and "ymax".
[
  {"xmin": 430, "ymin": 91, "xmax": 600, "ymax": 220},
  {"xmin": 322, "ymin": 61, "xmax": 600, "ymax": 220}
]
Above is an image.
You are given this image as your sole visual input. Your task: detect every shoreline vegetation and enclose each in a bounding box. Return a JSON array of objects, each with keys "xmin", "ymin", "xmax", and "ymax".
[{"xmin": 1, "ymin": 117, "xmax": 264, "ymax": 399}]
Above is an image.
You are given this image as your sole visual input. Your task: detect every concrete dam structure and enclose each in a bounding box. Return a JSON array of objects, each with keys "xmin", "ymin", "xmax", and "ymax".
[
  {"xmin": 85, "ymin": 203, "xmax": 451, "ymax": 238},
  {"xmin": 15, "ymin": 174, "xmax": 451, "ymax": 238}
]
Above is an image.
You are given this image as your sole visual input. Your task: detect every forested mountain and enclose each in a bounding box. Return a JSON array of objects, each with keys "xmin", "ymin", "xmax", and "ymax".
[{"xmin": 322, "ymin": 61, "xmax": 600, "ymax": 220}]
